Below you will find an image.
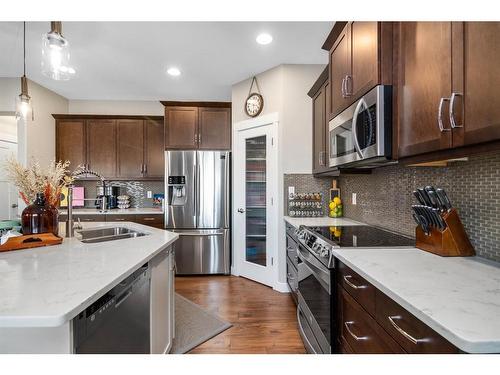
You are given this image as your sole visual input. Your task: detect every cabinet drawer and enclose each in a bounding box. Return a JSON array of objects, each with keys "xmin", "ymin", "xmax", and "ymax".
[
  {"xmin": 106, "ymin": 214, "xmax": 136, "ymax": 222},
  {"xmin": 375, "ymin": 290, "xmax": 458, "ymax": 353},
  {"xmin": 135, "ymin": 214, "xmax": 164, "ymax": 228},
  {"xmin": 339, "ymin": 336, "xmax": 355, "ymax": 354},
  {"xmin": 286, "ymin": 234, "xmax": 299, "ymax": 268},
  {"xmin": 341, "ymin": 288, "xmax": 403, "ymax": 353},
  {"xmin": 338, "ymin": 262, "xmax": 376, "ymax": 316},
  {"xmin": 73, "ymin": 214, "xmax": 104, "ymax": 222}
]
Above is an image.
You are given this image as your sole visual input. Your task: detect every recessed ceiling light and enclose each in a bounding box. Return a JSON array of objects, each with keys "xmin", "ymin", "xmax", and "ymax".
[
  {"xmin": 256, "ymin": 33, "xmax": 273, "ymax": 45},
  {"xmin": 167, "ymin": 67, "xmax": 181, "ymax": 76}
]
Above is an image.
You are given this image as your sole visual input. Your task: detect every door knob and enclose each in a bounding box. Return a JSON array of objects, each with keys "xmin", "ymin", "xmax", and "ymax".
[
  {"xmin": 11, "ymin": 204, "xmax": 18, "ymax": 208},
  {"xmin": 237, "ymin": 208, "xmax": 245, "ymax": 213}
]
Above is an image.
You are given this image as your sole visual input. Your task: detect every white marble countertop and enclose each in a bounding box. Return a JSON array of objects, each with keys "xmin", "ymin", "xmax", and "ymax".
[
  {"xmin": 284, "ymin": 216, "xmax": 364, "ymax": 228},
  {"xmin": 60, "ymin": 207, "xmax": 164, "ymax": 215},
  {"xmin": 0, "ymin": 222, "xmax": 178, "ymax": 328},
  {"xmin": 333, "ymin": 248, "xmax": 500, "ymax": 353}
]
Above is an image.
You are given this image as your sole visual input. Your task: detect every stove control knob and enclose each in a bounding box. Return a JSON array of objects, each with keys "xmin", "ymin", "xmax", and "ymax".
[{"xmin": 319, "ymin": 246, "xmax": 330, "ymax": 257}]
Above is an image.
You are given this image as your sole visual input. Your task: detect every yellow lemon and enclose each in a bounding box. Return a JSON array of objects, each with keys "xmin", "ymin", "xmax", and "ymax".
[
  {"xmin": 333, "ymin": 197, "xmax": 341, "ymax": 205},
  {"xmin": 329, "ymin": 201, "xmax": 336, "ymax": 210}
]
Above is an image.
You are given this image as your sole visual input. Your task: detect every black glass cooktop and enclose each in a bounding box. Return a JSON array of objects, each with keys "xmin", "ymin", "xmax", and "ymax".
[{"xmin": 308, "ymin": 225, "xmax": 415, "ymax": 248}]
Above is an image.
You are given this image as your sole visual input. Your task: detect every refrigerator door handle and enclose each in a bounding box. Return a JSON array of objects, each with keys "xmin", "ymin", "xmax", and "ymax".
[
  {"xmin": 196, "ymin": 162, "xmax": 200, "ymax": 219},
  {"xmin": 224, "ymin": 152, "xmax": 230, "ymax": 227}
]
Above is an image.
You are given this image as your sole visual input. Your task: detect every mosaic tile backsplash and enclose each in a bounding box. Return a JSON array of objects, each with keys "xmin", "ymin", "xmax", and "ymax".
[
  {"xmin": 76, "ymin": 180, "xmax": 164, "ymax": 208},
  {"xmin": 338, "ymin": 150, "xmax": 500, "ymax": 263}
]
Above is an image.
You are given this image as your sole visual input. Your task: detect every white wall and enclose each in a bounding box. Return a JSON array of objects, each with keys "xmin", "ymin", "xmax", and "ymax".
[
  {"xmin": 69, "ymin": 100, "xmax": 164, "ymax": 116},
  {"xmin": 0, "ymin": 78, "xmax": 69, "ymax": 166},
  {"xmin": 25, "ymin": 80, "xmax": 69, "ymax": 166},
  {"xmin": 232, "ymin": 64, "xmax": 324, "ymax": 174},
  {"xmin": 231, "ymin": 64, "xmax": 325, "ymax": 288}
]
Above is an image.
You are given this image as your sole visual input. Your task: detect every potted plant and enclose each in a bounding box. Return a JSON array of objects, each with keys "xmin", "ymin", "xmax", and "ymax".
[{"xmin": 3, "ymin": 158, "xmax": 78, "ymax": 236}]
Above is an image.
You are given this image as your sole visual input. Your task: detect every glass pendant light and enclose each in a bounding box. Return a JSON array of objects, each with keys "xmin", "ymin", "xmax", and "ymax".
[
  {"xmin": 16, "ymin": 22, "xmax": 33, "ymax": 121},
  {"xmin": 41, "ymin": 21, "xmax": 75, "ymax": 80}
]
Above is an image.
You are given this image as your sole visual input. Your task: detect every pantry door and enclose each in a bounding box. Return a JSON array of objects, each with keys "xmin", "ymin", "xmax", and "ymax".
[{"xmin": 233, "ymin": 115, "xmax": 278, "ymax": 288}]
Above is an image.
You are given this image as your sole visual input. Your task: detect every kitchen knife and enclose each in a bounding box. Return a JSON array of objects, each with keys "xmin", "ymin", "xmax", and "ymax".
[
  {"xmin": 413, "ymin": 190, "xmax": 426, "ymax": 206},
  {"xmin": 411, "ymin": 206, "xmax": 429, "ymax": 235},
  {"xmin": 417, "ymin": 188, "xmax": 432, "ymax": 207},
  {"xmin": 436, "ymin": 188, "xmax": 452, "ymax": 212},
  {"xmin": 413, "ymin": 205, "xmax": 435, "ymax": 231},
  {"xmin": 427, "ymin": 190, "xmax": 441, "ymax": 210},
  {"xmin": 419, "ymin": 205, "xmax": 439, "ymax": 229},
  {"xmin": 432, "ymin": 208, "xmax": 446, "ymax": 230}
]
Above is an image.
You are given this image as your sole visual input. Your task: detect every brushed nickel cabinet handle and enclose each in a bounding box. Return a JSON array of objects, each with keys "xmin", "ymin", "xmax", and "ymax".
[
  {"xmin": 344, "ymin": 321, "xmax": 368, "ymax": 341},
  {"xmin": 343, "ymin": 275, "xmax": 367, "ymax": 290},
  {"xmin": 344, "ymin": 75, "xmax": 352, "ymax": 97},
  {"xmin": 449, "ymin": 92, "xmax": 463, "ymax": 129},
  {"xmin": 388, "ymin": 316, "xmax": 426, "ymax": 345},
  {"xmin": 438, "ymin": 97, "xmax": 451, "ymax": 132},
  {"xmin": 341, "ymin": 77, "xmax": 346, "ymax": 98},
  {"xmin": 143, "ymin": 217, "xmax": 156, "ymax": 221}
]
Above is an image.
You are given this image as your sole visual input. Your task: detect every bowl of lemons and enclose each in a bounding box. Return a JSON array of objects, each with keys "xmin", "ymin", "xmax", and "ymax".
[{"xmin": 329, "ymin": 197, "xmax": 343, "ymax": 218}]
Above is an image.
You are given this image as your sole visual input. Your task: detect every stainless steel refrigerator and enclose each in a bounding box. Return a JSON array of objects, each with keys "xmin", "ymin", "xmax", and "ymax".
[{"xmin": 165, "ymin": 150, "xmax": 230, "ymax": 275}]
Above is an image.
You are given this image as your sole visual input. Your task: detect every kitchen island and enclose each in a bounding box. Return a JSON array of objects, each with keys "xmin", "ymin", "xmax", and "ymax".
[{"xmin": 0, "ymin": 222, "xmax": 178, "ymax": 354}]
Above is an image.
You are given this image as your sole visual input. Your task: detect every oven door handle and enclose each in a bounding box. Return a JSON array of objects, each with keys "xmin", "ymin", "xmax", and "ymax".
[
  {"xmin": 352, "ymin": 97, "xmax": 366, "ymax": 159},
  {"xmin": 297, "ymin": 247, "xmax": 331, "ymax": 294},
  {"xmin": 297, "ymin": 247, "xmax": 330, "ymax": 279},
  {"xmin": 297, "ymin": 305, "xmax": 318, "ymax": 354}
]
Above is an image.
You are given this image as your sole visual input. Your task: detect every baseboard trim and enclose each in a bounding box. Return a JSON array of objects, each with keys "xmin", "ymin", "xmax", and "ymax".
[{"xmin": 273, "ymin": 280, "xmax": 290, "ymax": 293}]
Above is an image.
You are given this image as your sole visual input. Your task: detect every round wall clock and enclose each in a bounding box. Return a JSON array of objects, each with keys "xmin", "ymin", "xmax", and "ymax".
[{"xmin": 245, "ymin": 92, "xmax": 264, "ymax": 117}]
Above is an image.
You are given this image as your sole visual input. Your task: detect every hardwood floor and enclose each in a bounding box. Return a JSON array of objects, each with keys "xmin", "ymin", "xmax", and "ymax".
[{"xmin": 175, "ymin": 275, "xmax": 306, "ymax": 354}]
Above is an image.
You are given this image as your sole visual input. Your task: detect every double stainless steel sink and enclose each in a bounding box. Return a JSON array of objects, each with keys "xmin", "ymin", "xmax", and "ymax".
[{"xmin": 76, "ymin": 227, "xmax": 148, "ymax": 244}]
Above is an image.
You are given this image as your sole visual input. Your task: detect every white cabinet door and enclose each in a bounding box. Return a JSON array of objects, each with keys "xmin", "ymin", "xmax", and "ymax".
[
  {"xmin": 150, "ymin": 247, "xmax": 174, "ymax": 354},
  {"xmin": 233, "ymin": 120, "xmax": 278, "ymax": 287}
]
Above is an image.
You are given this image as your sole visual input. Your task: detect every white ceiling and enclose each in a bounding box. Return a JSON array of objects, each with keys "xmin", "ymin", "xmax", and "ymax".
[{"xmin": 0, "ymin": 22, "xmax": 332, "ymax": 101}]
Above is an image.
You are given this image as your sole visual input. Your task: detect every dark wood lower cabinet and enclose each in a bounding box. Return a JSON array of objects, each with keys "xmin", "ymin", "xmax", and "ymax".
[
  {"xmin": 59, "ymin": 213, "xmax": 164, "ymax": 229},
  {"xmin": 336, "ymin": 261, "xmax": 459, "ymax": 354},
  {"xmin": 341, "ymin": 288, "xmax": 404, "ymax": 353},
  {"xmin": 375, "ymin": 290, "xmax": 458, "ymax": 353}
]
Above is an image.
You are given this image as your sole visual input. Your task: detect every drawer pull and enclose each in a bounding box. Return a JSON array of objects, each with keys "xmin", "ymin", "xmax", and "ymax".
[
  {"xmin": 388, "ymin": 316, "xmax": 426, "ymax": 345},
  {"xmin": 344, "ymin": 321, "xmax": 368, "ymax": 341},
  {"xmin": 142, "ymin": 218, "xmax": 156, "ymax": 221},
  {"xmin": 343, "ymin": 275, "xmax": 367, "ymax": 290}
]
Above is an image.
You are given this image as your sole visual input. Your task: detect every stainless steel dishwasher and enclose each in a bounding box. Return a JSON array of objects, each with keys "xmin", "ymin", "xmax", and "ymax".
[{"xmin": 73, "ymin": 264, "xmax": 151, "ymax": 354}]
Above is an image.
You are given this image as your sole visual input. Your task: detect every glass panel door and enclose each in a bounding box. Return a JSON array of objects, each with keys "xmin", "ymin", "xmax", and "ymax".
[{"xmin": 245, "ymin": 135, "xmax": 266, "ymax": 266}]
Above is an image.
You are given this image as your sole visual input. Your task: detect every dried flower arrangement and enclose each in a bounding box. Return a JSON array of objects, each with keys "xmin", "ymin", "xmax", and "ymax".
[{"xmin": 3, "ymin": 157, "xmax": 81, "ymax": 206}]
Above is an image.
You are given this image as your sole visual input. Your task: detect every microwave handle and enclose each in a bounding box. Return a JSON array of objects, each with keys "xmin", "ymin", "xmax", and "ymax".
[{"xmin": 352, "ymin": 98, "xmax": 366, "ymax": 159}]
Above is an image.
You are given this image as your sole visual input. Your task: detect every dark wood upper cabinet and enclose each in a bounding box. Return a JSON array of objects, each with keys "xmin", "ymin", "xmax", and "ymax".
[
  {"xmin": 328, "ymin": 22, "xmax": 392, "ymax": 120},
  {"xmin": 396, "ymin": 22, "xmax": 500, "ymax": 160},
  {"xmin": 350, "ymin": 22, "xmax": 379, "ymax": 99},
  {"xmin": 144, "ymin": 118, "xmax": 165, "ymax": 178},
  {"xmin": 87, "ymin": 119, "xmax": 117, "ymax": 177},
  {"xmin": 459, "ymin": 22, "xmax": 500, "ymax": 147},
  {"xmin": 198, "ymin": 107, "xmax": 231, "ymax": 150},
  {"xmin": 117, "ymin": 119, "xmax": 144, "ymax": 178},
  {"xmin": 308, "ymin": 67, "xmax": 330, "ymax": 175},
  {"xmin": 165, "ymin": 106, "xmax": 199, "ymax": 149},
  {"xmin": 396, "ymin": 22, "xmax": 453, "ymax": 158},
  {"xmin": 329, "ymin": 25, "xmax": 351, "ymax": 118},
  {"xmin": 163, "ymin": 102, "xmax": 232, "ymax": 150},
  {"xmin": 55, "ymin": 120, "xmax": 86, "ymax": 172},
  {"xmin": 312, "ymin": 86, "xmax": 327, "ymax": 174},
  {"xmin": 54, "ymin": 115, "xmax": 164, "ymax": 180}
]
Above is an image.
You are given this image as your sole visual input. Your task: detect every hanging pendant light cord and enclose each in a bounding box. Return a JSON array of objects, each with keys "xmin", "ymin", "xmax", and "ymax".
[{"xmin": 23, "ymin": 21, "xmax": 26, "ymax": 77}]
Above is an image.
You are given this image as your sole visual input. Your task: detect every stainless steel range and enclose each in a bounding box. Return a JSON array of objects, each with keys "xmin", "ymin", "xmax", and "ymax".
[{"xmin": 294, "ymin": 224, "xmax": 414, "ymax": 354}]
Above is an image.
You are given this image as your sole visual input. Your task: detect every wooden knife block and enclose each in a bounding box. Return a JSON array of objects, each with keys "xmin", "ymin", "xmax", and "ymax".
[{"xmin": 415, "ymin": 208, "xmax": 475, "ymax": 257}]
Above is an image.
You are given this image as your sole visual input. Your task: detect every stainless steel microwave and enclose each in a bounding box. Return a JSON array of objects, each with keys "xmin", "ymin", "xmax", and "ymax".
[{"xmin": 328, "ymin": 85, "xmax": 392, "ymax": 169}]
